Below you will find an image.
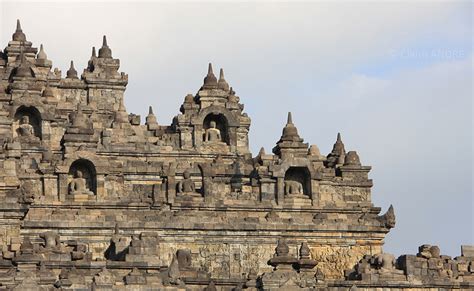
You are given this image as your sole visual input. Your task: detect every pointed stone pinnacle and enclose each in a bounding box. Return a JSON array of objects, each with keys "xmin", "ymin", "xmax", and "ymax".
[
  {"xmin": 217, "ymin": 68, "xmax": 229, "ymax": 91},
  {"xmin": 259, "ymin": 147, "xmax": 266, "ymax": 156},
  {"xmin": 92, "ymin": 47, "xmax": 96, "ymax": 57},
  {"xmin": 208, "ymin": 63, "xmax": 213, "ymax": 75},
  {"xmin": 287, "ymin": 112, "xmax": 293, "ymax": 124},
  {"xmin": 299, "ymin": 242, "xmax": 311, "ymax": 259},
  {"xmin": 42, "ymin": 81, "xmax": 55, "ymax": 98},
  {"xmin": 12, "ymin": 19, "xmax": 26, "ymax": 42},
  {"xmin": 146, "ymin": 105, "xmax": 158, "ymax": 127},
  {"xmin": 66, "ymin": 60, "xmax": 78, "ymax": 79},
  {"xmin": 388, "ymin": 204, "xmax": 394, "ymax": 213},
  {"xmin": 37, "ymin": 44, "xmax": 47, "ymax": 60},
  {"xmin": 203, "ymin": 63, "xmax": 218, "ymax": 88},
  {"xmin": 337, "ymin": 132, "xmax": 342, "ymax": 142},
  {"xmin": 15, "ymin": 50, "xmax": 33, "ymax": 78},
  {"xmin": 168, "ymin": 254, "xmax": 180, "ymax": 279},
  {"xmin": 98, "ymin": 36, "xmax": 112, "ymax": 58},
  {"xmin": 114, "ymin": 100, "xmax": 129, "ymax": 125}
]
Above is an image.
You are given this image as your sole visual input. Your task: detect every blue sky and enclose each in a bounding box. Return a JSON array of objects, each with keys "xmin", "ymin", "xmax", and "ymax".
[{"xmin": 1, "ymin": 1, "xmax": 472, "ymax": 257}]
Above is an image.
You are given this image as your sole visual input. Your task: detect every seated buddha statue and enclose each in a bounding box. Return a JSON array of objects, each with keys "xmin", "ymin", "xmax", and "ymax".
[
  {"xmin": 204, "ymin": 121, "xmax": 222, "ymax": 143},
  {"xmin": 284, "ymin": 180, "xmax": 304, "ymax": 196},
  {"xmin": 69, "ymin": 170, "xmax": 94, "ymax": 195},
  {"xmin": 18, "ymin": 116, "xmax": 34, "ymax": 137},
  {"xmin": 177, "ymin": 170, "xmax": 196, "ymax": 195}
]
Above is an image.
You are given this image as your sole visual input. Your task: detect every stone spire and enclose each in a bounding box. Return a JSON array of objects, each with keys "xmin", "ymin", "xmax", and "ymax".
[
  {"xmin": 146, "ymin": 106, "xmax": 158, "ymax": 130},
  {"xmin": 254, "ymin": 147, "xmax": 266, "ymax": 165},
  {"xmin": 167, "ymin": 254, "xmax": 180, "ymax": 279},
  {"xmin": 202, "ymin": 63, "xmax": 218, "ymax": 89},
  {"xmin": 273, "ymin": 112, "xmax": 308, "ymax": 157},
  {"xmin": 86, "ymin": 47, "xmax": 97, "ymax": 73},
  {"xmin": 37, "ymin": 44, "xmax": 47, "ymax": 60},
  {"xmin": 299, "ymin": 242, "xmax": 310, "ymax": 259},
  {"xmin": 308, "ymin": 144, "xmax": 321, "ymax": 157},
  {"xmin": 66, "ymin": 61, "xmax": 78, "ymax": 79},
  {"xmin": 12, "ymin": 19, "xmax": 26, "ymax": 42},
  {"xmin": 280, "ymin": 112, "xmax": 302, "ymax": 142},
  {"xmin": 98, "ymin": 35, "xmax": 112, "ymax": 59},
  {"xmin": 326, "ymin": 132, "xmax": 346, "ymax": 168},
  {"xmin": 15, "ymin": 51, "xmax": 34, "ymax": 78},
  {"xmin": 71, "ymin": 106, "xmax": 88, "ymax": 129},
  {"xmin": 217, "ymin": 68, "xmax": 229, "ymax": 91},
  {"xmin": 228, "ymin": 86, "xmax": 239, "ymax": 103},
  {"xmin": 334, "ymin": 133, "xmax": 345, "ymax": 153},
  {"xmin": 275, "ymin": 239, "xmax": 289, "ymax": 257},
  {"xmin": 268, "ymin": 239, "xmax": 298, "ymax": 270},
  {"xmin": 42, "ymin": 84, "xmax": 52, "ymax": 96},
  {"xmin": 344, "ymin": 151, "xmax": 361, "ymax": 166},
  {"xmin": 298, "ymin": 241, "xmax": 317, "ymax": 270},
  {"xmin": 204, "ymin": 281, "xmax": 217, "ymax": 291},
  {"xmin": 114, "ymin": 99, "xmax": 129, "ymax": 124}
]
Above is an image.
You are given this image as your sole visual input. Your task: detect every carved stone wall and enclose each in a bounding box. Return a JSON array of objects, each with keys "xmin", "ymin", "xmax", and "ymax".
[{"xmin": 0, "ymin": 20, "xmax": 471, "ymax": 290}]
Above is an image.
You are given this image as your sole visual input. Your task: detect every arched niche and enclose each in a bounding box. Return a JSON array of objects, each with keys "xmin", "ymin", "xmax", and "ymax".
[
  {"xmin": 14, "ymin": 105, "xmax": 42, "ymax": 139},
  {"xmin": 284, "ymin": 167, "xmax": 311, "ymax": 197},
  {"xmin": 203, "ymin": 113, "xmax": 229, "ymax": 144},
  {"xmin": 68, "ymin": 159, "xmax": 97, "ymax": 195}
]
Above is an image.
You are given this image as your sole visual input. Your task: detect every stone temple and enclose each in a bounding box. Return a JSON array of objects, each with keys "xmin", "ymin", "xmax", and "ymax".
[{"xmin": 0, "ymin": 20, "xmax": 472, "ymax": 290}]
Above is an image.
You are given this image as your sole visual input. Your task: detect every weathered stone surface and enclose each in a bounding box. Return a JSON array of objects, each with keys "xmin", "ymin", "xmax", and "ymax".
[{"xmin": 0, "ymin": 19, "xmax": 471, "ymax": 290}]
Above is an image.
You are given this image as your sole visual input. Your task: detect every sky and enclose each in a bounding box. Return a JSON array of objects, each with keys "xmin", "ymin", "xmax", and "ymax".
[{"xmin": 1, "ymin": 1, "xmax": 472, "ymax": 257}]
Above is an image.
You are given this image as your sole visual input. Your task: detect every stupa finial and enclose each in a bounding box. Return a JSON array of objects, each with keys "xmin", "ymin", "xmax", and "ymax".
[
  {"xmin": 287, "ymin": 112, "xmax": 293, "ymax": 124},
  {"xmin": 12, "ymin": 19, "xmax": 27, "ymax": 42},
  {"xmin": 217, "ymin": 68, "xmax": 229, "ymax": 91},
  {"xmin": 98, "ymin": 35, "xmax": 112, "ymax": 58},
  {"xmin": 66, "ymin": 60, "xmax": 78, "ymax": 79},
  {"xmin": 203, "ymin": 63, "xmax": 218, "ymax": 89}
]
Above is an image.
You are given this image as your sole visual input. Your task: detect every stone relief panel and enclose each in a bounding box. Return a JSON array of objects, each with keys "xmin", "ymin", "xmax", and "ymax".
[
  {"xmin": 341, "ymin": 186, "xmax": 371, "ymax": 202},
  {"xmin": 319, "ymin": 184, "xmax": 342, "ymax": 204},
  {"xmin": 20, "ymin": 179, "xmax": 42, "ymax": 203},
  {"xmin": 104, "ymin": 175, "xmax": 125, "ymax": 200},
  {"xmin": 61, "ymin": 88, "xmax": 87, "ymax": 106},
  {"xmin": 311, "ymin": 245, "xmax": 377, "ymax": 279}
]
